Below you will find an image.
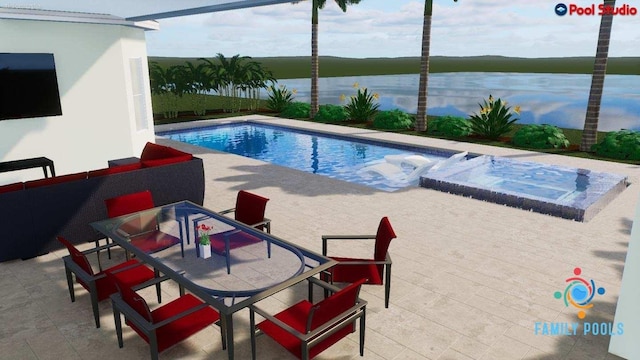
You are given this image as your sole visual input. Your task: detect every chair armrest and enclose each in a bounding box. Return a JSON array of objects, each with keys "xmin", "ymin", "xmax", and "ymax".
[
  {"xmin": 150, "ymin": 302, "xmax": 211, "ymax": 329},
  {"xmin": 130, "ymin": 271, "xmax": 181, "ymax": 292},
  {"xmin": 249, "ymin": 218, "xmax": 271, "ymax": 229},
  {"xmin": 322, "ymin": 235, "xmax": 376, "ymax": 255},
  {"xmin": 251, "ymin": 299, "xmax": 368, "ymax": 342},
  {"xmin": 80, "ymin": 241, "xmax": 122, "ymax": 256},
  {"xmin": 250, "ymin": 304, "xmax": 308, "ymax": 340},
  {"xmin": 307, "ymin": 276, "xmax": 342, "ymax": 295},
  {"xmin": 218, "ymin": 207, "xmax": 235, "ymax": 216}
]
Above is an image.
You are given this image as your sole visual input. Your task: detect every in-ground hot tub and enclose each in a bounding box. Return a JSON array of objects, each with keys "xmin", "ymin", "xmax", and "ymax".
[{"xmin": 419, "ymin": 155, "xmax": 629, "ymax": 222}]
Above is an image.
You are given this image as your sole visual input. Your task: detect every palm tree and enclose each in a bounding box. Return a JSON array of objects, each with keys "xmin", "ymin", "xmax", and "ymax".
[
  {"xmin": 580, "ymin": 0, "xmax": 616, "ymax": 151},
  {"xmin": 415, "ymin": 0, "xmax": 458, "ymax": 132},
  {"xmin": 310, "ymin": 0, "xmax": 361, "ymax": 119}
]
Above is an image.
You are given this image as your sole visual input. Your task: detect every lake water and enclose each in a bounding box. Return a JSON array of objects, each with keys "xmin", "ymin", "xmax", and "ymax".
[{"xmin": 271, "ymin": 73, "xmax": 640, "ymax": 131}]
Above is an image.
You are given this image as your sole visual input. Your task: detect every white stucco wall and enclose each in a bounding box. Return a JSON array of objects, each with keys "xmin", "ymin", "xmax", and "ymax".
[
  {"xmin": 0, "ymin": 18, "xmax": 155, "ymax": 184},
  {"xmin": 609, "ymin": 195, "xmax": 640, "ymax": 359}
]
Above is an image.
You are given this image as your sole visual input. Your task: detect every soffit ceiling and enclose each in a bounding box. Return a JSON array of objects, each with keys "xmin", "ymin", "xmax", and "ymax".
[{"xmin": 0, "ymin": 0, "xmax": 304, "ymax": 21}]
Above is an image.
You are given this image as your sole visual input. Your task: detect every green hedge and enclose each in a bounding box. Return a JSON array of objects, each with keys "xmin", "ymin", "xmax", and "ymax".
[
  {"xmin": 428, "ymin": 115, "xmax": 472, "ymax": 137},
  {"xmin": 280, "ymin": 102, "xmax": 311, "ymax": 119},
  {"xmin": 592, "ymin": 130, "xmax": 640, "ymax": 160},
  {"xmin": 314, "ymin": 104, "xmax": 349, "ymax": 122},
  {"xmin": 372, "ymin": 109, "xmax": 413, "ymax": 130},
  {"xmin": 512, "ymin": 124, "xmax": 570, "ymax": 149}
]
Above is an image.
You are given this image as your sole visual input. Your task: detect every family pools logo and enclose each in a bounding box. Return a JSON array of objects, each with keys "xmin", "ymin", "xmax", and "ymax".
[
  {"xmin": 555, "ymin": 3, "xmax": 638, "ymax": 16},
  {"xmin": 534, "ymin": 267, "xmax": 624, "ymax": 336}
]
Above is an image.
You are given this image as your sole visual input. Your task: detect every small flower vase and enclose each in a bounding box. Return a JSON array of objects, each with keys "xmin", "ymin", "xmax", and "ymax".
[{"xmin": 199, "ymin": 243, "xmax": 211, "ymax": 259}]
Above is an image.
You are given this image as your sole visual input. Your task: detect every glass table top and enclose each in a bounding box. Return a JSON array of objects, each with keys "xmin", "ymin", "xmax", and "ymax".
[{"xmin": 91, "ymin": 200, "xmax": 334, "ymax": 307}]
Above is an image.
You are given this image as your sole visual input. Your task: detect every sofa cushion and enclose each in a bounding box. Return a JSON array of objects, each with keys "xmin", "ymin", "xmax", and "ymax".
[
  {"xmin": 88, "ymin": 162, "xmax": 142, "ymax": 178},
  {"xmin": 141, "ymin": 155, "xmax": 193, "ymax": 168},
  {"xmin": 140, "ymin": 142, "xmax": 192, "ymax": 161},
  {"xmin": 24, "ymin": 172, "xmax": 87, "ymax": 189},
  {"xmin": 0, "ymin": 182, "xmax": 24, "ymax": 194}
]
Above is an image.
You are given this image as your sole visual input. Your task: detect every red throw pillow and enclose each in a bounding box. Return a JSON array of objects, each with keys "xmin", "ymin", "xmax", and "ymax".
[
  {"xmin": 88, "ymin": 162, "xmax": 142, "ymax": 178},
  {"xmin": 0, "ymin": 182, "xmax": 24, "ymax": 194},
  {"xmin": 24, "ymin": 172, "xmax": 87, "ymax": 189},
  {"xmin": 140, "ymin": 142, "xmax": 191, "ymax": 161},
  {"xmin": 141, "ymin": 155, "xmax": 192, "ymax": 168}
]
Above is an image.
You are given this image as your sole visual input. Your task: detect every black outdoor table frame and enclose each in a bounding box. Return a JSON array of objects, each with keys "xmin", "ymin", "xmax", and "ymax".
[
  {"xmin": 0, "ymin": 156, "xmax": 55, "ymax": 178},
  {"xmin": 91, "ymin": 200, "xmax": 336, "ymax": 360}
]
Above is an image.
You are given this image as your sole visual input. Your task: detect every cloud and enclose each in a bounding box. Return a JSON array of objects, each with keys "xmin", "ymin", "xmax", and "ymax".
[{"xmin": 146, "ymin": 0, "xmax": 640, "ymax": 58}]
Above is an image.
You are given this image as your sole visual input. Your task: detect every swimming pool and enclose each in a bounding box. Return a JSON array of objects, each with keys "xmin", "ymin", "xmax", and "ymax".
[
  {"xmin": 159, "ymin": 122, "xmax": 453, "ymax": 192},
  {"xmin": 159, "ymin": 121, "xmax": 628, "ymax": 221},
  {"xmin": 420, "ymin": 155, "xmax": 628, "ymax": 221}
]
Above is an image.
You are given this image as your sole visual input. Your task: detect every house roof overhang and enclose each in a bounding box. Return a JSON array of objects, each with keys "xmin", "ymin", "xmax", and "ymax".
[{"xmin": 0, "ymin": 0, "xmax": 305, "ymax": 22}]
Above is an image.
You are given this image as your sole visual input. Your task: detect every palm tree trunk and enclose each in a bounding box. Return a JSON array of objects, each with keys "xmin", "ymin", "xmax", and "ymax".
[
  {"xmin": 311, "ymin": 0, "xmax": 320, "ymax": 119},
  {"xmin": 580, "ymin": 0, "xmax": 615, "ymax": 151},
  {"xmin": 415, "ymin": 0, "xmax": 433, "ymax": 132}
]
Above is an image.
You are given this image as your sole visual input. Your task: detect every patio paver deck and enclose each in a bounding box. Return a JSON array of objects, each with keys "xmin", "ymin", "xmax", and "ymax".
[{"xmin": 1, "ymin": 116, "xmax": 636, "ymax": 360}]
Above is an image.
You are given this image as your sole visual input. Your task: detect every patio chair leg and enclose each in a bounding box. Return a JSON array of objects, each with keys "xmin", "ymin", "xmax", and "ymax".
[
  {"xmin": 64, "ymin": 265, "xmax": 75, "ymax": 302},
  {"xmin": 154, "ymin": 269, "xmax": 162, "ymax": 303},
  {"xmin": 112, "ymin": 302, "xmax": 124, "ymax": 348},
  {"xmin": 249, "ymin": 309, "xmax": 257, "ymax": 360},
  {"xmin": 360, "ymin": 309, "xmax": 366, "ymax": 356},
  {"xmin": 89, "ymin": 282, "xmax": 100, "ymax": 328},
  {"xmin": 385, "ymin": 264, "xmax": 391, "ymax": 308}
]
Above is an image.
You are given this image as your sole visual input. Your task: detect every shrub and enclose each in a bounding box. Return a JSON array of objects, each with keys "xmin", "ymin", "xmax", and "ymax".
[
  {"xmin": 373, "ymin": 109, "xmax": 414, "ymax": 130},
  {"xmin": 314, "ymin": 104, "xmax": 349, "ymax": 122},
  {"xmin": 343, "ymin": 86, "xmax": 380, "ymax": 122},
  {"xmin": 512, "ymin": 124, "xmax": 570, "ymax": 149},
  {"xmin": 469, "ymin": 95, "xmax": 520, "ymax": 139},
  {"xmin": 591, "ymin": 130, "xmax": 640, "ymax": 160},
  {"xmin": 428, "ymin": 115, "xmax": 472, "ymax": 137},
  {"xmin": 266, "ymin": 84, "xmax": 295, "ymax": 112},
  {"xmin": 280, "ymin": 102, "xmax": 310, "ymax": 119}
]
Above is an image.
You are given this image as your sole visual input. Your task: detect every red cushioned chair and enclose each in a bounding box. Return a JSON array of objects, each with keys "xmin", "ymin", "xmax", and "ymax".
[
  {"xmin": 249, "ymin": 278, "xmax": 367, "ymax": 360},
  {"xmin": 105, "ymin": 190, "xmax": 183, "ymax": 257},
  {"xmin": 107, "ymin": 271, "xmax": 225, "ymax": 360},
  {"xmin": 57, "ymin": 236, "xmax": 160, "ymax": 328},
  {"xmin": 220, "ymin": 190, "xmax": 272, "ymax": 233},
  {"xmin": 194, "ymin": 190, "xmax": 272, "ymax": 274},
  {"xmin": 321, "ymin": 217, "xmax": 397, "ymax": 308}
]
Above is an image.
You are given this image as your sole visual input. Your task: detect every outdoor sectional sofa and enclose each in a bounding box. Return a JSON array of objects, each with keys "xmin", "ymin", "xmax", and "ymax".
[{"xmin": 0, "ymin": 142, "xmax": 205, "ymax": 262}]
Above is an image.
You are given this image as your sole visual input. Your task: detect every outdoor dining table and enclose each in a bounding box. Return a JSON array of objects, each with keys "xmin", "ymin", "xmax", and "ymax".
[{"xmin": 91, "ymin": 200, "xmax": 336, "ymax": 360}]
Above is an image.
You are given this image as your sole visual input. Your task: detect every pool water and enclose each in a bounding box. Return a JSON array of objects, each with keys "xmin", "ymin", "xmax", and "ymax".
[
  {"xmin": 420, "ymin": 155, "xmax": 628, "ymax": 221},
  {"xmin": 159, "ymin": 123, "xmax": 451, "ymax": 192}
]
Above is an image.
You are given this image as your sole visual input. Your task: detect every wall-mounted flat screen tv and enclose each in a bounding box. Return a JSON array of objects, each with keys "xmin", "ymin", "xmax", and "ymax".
[{"xmin": 0, "ymin": 53, "xmax": 63, "ymax": 121}]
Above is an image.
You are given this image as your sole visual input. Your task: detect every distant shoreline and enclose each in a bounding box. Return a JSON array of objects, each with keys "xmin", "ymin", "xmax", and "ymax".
[{"xmin": 149, "ymin": 55, "xmax": 639, "ymax": 79}]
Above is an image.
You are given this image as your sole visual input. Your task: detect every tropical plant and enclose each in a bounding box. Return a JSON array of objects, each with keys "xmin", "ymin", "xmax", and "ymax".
[
  {"xmin": 416, "ymin": 0, "xmax": 459, "ymax": 132},
  {"xmin": 280, "ymin": 102, "xmax": 311, "ymax": 119},
  {"xmin": 183, "ymin": 60, "xmax": 211, "ymax": 116},
  {"xmin": 266, "ymin": 84, "xmax": 295, "ymax": 112},
  {"xmin": 512, "ymin": 124, "xmax": 570, "ymax": 149},
  {"xmin": 591, "ymin": 130, "xmax": 640, "ymax": 160},
  {"xmin": 468, "ymin": 95, "xmax": 520, "ymax": 140},
  {"xmin": 428, "ymin": 115, "xmax": 472, "ymax": 137},
  {"xmin": 581, "ymin": 0, "xmax": 616, "ymax": 151},
  {"xmin": 343, "ymin": 85, "xmax": 380, "ymax": 122},
  {"xmin": 310, "ymin": 0, "xmax": 361, "ymax": 119},
  {"xmin": 314, "ymin": 104, "xmax": 349, "ymax": 122},
  {"xmin": 199, "ymin": 54, "xmax": 273, "ymax": 113},
  {"xmin": 373, "ymin": 109, "xmax": 414, "ymax": 130},
  {"xmin": 148, "ymin": 62, "xmax": 189, "ymax": 119}
]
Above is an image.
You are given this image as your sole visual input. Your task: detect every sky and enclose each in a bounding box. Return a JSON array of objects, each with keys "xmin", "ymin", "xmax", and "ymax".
[{"xmin": 145, "ymin": 0, "xmax": 640, "ymax": 59}]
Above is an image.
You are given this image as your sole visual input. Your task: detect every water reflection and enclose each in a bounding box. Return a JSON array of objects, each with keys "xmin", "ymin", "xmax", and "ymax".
[{"xmin": 272, "ymin": 73, "xmax": 640, "ymax": 131}]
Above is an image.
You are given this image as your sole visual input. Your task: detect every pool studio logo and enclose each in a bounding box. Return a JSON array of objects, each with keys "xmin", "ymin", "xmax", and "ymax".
[
  {"xmin": 555, "ymin": 3, "xmax": 638, "ymax": 16},
  {"xmin": 534, "ymin": 267, "xmax": 624, "ymax": 336}
]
